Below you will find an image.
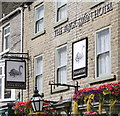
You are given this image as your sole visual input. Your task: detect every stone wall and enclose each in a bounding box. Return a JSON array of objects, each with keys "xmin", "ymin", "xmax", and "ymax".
[
  {"xmin": 1, "ymin": 12, "xmax": 21, "ymax": 53},
  {"xmin": 23, "ymin": 1, "xmax": 119, "ymax": 102}
]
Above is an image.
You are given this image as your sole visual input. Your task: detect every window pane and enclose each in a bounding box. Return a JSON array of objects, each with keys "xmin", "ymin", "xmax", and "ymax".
[
  {"xmin": 97, "ymin": 29, "xmax": 109, "ymax": 53},
  {"xmin": 5, "ymin": 35, "xmax": 10, "ymax": 50},
  {"xmin": 36, "ymin": 5, "xmax": 44, "ymax": 20},
  {"xmin": 58, "ymin": 5, "xmax": 67, "ymax": 21},
  {"xmin": 36, "ymin": 75, "xmax": 43, "ymax": 93},
  {"xmin": 57, "ymin": 45, "xmax": 67, "ymax": 85},
  {"xmin": 4, "ymin": 26, "xmax": 10, "ymax": 35},
  {"xmin": 0, "ymin": 79, "xmax": 1, "ymax": 99},
  {"xmin": 35, "ymin": 57, "xmax": 43, "ymax": 75},
  {"xmin": 35, "ymin": 56, "xmax": 43, "ymax": 93},
  {"xmin": 58, "ymin": 66, "xmax": 67, "ymax": 84},
  {"xmin": 96, "ymin": 28, "xmax": 110, "ymax": 78},
  {"xmin": 0, "ymin": 67, "xmax": 2, "ymax": 75},
  {"xmin": 36, "ymin": 19, "xmax": 44, "ymax": 33},
  {"xmin": 97, "ymin": 52, "xmax": 109, "ymax": 77},
  {"xmin": 58, "ymin": 46, "xmax": 67, "ymax": 66},
  {"xmin": 4, "ymin": 89, "xmax": 11, "ymax": 99},
  {"xmin": 4, "ymin": 25, "xmax": 10, "ymax": 50}
]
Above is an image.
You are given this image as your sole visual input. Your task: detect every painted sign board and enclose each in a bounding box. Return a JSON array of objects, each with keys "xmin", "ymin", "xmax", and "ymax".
[
  {"xmin": 72, "ymin": 37, "xmax": 88, "ymax": 79},
  {"xmin": 5, "ymin": 60, "xmax": 26, "ymax": 89}
]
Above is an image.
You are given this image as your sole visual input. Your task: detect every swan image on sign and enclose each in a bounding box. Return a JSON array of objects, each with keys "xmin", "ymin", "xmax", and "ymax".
[
  {"xmin": 9, "ymin": 65, "xmax": 23, "ymax": 77},
  {"xmin": 75, "ymin": 45, "xmax": 85, "ymax": 63}
]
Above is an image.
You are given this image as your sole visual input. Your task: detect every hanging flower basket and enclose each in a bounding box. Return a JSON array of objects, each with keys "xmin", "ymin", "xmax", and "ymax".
[
  {"xmin": 72, "ymin": 82, "xmax": 120, "ymax": 115},
  {"xmin": 13, "ymin": 100, "xmax": 33, "ymax": 116}
]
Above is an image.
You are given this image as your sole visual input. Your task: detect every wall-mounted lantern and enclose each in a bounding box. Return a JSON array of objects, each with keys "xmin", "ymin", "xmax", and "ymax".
[{"xmin": 31, "ymin": 86, "xmax": 44, "ymax": 112}]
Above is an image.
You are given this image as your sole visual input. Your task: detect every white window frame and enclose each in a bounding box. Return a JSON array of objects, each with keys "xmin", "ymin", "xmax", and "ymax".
[
  {"xmin": 0, "ymin": 61, "xmax": 15, "ymax": 101},
  {"xmin": 56, "ymin": 0, "xmax": 67, "ymax": 23},
  {"xmin": 34, "ymin": 3, "xmax": 44, "ymax": 35},
  {"xmin": 95, "ymin": 26, "xmax": 111, "ymax": 78},
  {"xmin": 56, "ymin": 44, "xmax": 67, "ymax": 86},
  {"xmin": 94, "ymin": 0, "xmax": 105, "ymax": 2},
  {"xmin": 3, "ymin": 25, "xmax": 10, "ymax": 51},
  {"xmin": 34, "ymin": 55, "xmax": 43, "ymax": 94}
]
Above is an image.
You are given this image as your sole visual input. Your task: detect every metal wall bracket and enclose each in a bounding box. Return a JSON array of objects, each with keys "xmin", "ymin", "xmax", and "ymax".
[
  {"xmin": 2, "ymin": 52, "xmax": 29, "ymax": 60},
  {"xmin": 49, "ymin": 81, "xmax": 80, "ymax": 94}
]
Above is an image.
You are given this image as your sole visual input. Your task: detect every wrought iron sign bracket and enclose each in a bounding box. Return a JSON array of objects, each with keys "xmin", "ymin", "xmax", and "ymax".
[
  {"xmin": 49, "ymin": 81, "xmax": 80, "ymax": 94},
  {"xmin": 2, "ymin": 52, "xmax": 29, "ymax": 60}
]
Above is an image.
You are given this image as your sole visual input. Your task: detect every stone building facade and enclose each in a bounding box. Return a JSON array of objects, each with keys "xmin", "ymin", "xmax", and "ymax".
[{"xmin": 23, "ymin": 0, "xmax": 120, "ymax": 114}]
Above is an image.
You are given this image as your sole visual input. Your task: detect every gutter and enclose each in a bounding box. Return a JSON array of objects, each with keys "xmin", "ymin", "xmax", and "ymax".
[{"xmin": 0, "ymin": 7, "xmax": 21, "ymax": 23}]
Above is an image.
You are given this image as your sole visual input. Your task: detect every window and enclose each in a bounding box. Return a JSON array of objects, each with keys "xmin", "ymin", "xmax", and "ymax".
[
  {"xmin": 3, "ymin": 25, "xmax": 10, "ymax": 51},
  {"xmin": 35, "ymin": 4, "xmax": 44, "ymax": 34},
  {"xmin": 56, "ymin": 0, "xmax": 67, "ymax": 22},
  {"xmin": 96, "ymin": 27, "xmax": 111, "ymax": 78},
  {"xmin": 56, "ymin": 45, "xmax": 67, "ymax": 84},
  {"xmin": 35, "ymin": 56, "xmax": 43, "ymax": 93},
  {"xmin": 0, "ymin": 62, "xmax": 15, "ymax": 100}
]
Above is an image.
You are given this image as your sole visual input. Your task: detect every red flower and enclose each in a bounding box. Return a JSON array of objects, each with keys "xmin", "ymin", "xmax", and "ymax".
[
  {"xmin": 13, "ymin": 105, "xmax": 19, "ymax": 110},
  {"xmin": 118, "ymin": 82, "xmax": 120, "ymax": 84},
  {"xmin": 108, "ymin": 87, "xmax": 113, "ymax": 91},
  {"xmin": 26, "ymin": 100, "xmax": 31, "ymax": 105},
  {"xmin": 112, "ymin": 92, "xmax": 115, "ymax": 94},
  {"xmin": 43, "ymin": 102, "xmax": 49, "ymax": 105},
  {"xmin": 116, "ymin": 90, "xmax": 120, "ymax": 93},
  {"xmin": 114, "ymin": 87, "xmax": 118, "ymax": 90},
  {"xmin": 50, "ymin": 109, "xmax": 56, "ymax": 112},
  {"xmin": 45, "ymin": 108, "xmax": 49, "ymax": 110},
  {"xmin": 20, "ymin": 104, "xmax": 24, "ymax": 106}
]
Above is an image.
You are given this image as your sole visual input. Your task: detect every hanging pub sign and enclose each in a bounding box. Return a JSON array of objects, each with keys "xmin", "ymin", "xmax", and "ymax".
[
  {"xmin": 72, "ymin": 37, "xmax": 88, "ymax": 80},
  {"xmin": 5, "ymin": 60, "xmax": 26, "ymax": 89}
]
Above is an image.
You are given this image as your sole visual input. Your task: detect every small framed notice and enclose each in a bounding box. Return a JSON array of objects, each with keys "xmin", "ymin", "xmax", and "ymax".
[
  {"xmin": 5, "ymin": 60, "xmax": 26, "ymax": 89},
  {"xmin": 72, "ymin": 37, "xmax": 88, "ymax": 80}
]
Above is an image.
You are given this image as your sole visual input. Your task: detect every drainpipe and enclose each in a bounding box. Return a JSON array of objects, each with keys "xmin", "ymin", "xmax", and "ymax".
[
  {"xmin": 20, "ymin": 4, "xmax": 30, "ymax": 101},
  {"xmin": 20, "ymin": 6, "xmax": 24, "ymax": 101},
  {"xmin": 20, "ymin": 7, "xmax": 23, "ymax": 53}
]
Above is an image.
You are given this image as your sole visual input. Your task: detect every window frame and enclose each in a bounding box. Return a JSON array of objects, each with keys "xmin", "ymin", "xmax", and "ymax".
[
  {"xmin": 34, "ymin": 3, "xmax": 44, "ymax": 35},
  {"xmin": 95, "ymin": 26, "xmax": 111, "ymax": 78},
  {"xmin": 56, "ymin": 44, "xmax": 67, "ymax": 86},
  {"xmin": 94, "ymin": 0, "xmax": 105, "ymax": 2},
  {"xmin": 0, "ymin": 61, "xmax": 15, "ymax": 100},
  {"xmin": 3, "ymin": 24, "xmax": 10, "ymax": 51},
  {"xmin": 56, "ymin": 0, "xmax": 68, "ymax": 23},
  {"xmin": 34, "ymin": 55, "xmax": 43, "ymax": 94}
]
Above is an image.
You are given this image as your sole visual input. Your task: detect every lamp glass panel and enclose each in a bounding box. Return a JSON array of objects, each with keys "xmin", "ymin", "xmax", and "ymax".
[
  {"xmin": 40, "ymin": 100, "xmax": 43, "ymax": 111},
  {"xmin": 31, "ymin": 102, "xmax": 35, "ymax": 111},
  {"xmin": 34, "ymin": 101, "xmax": 39, "ymax": 111}
]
